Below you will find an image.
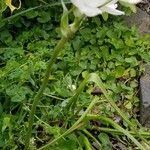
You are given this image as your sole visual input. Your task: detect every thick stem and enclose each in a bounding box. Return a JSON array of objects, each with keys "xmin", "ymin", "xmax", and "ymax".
[
  {"xmin": 92, "ymin": 127, "xmax": 150, "ymax": 138},
  {"xmin": 25, "ymin": 37, "xmax": 68, "ymax": 150}
]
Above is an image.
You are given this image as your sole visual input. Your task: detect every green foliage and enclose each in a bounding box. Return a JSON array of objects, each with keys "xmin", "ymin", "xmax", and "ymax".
[
  {"xmin": 0, "ymin": 3, "xmax": 150, "ymax": 150},
  {"xmin": 0, "ymin": 1, "xmax": 7, "ymax": 17},
  {"xmin": 98, "ymin": 133, "xmax": 112, "ymax": 150}
]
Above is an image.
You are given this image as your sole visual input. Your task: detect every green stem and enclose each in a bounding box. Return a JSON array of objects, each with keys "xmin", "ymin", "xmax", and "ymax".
[
  {"xmin": 24, "ymin": 9, "xmax": 84, "ymax": 148},
  {"xmin": 38, "ymin": 97, "xmax": 99, "ymax": 150},
  {"xmin": 85, "ymin": 114, "xmax": 146, "ymax": 150},
  {"xmin": 88, "ymin": 73, "xmax": 149, "ymax": 145},
  {"xmin": 66, "ymin": 74, "xmax": 90, "ymax": 110},
  {"xmin": 79, "ymin": 133, "xmax": 92, "ymax": 150},
  {"xmin": 25, "ymin": 37, "xmax": 68, "ymax": 150},
  {"xmin": 82, "ymin": 129, "xmax": 101, "ymax": 148},
  {"xmin": 43, "ymin": 93, "xmax": 65, "ymax": 101},
  {"xmin": 92, "ymin": 127, "xmax": 150, "ymax": 138}
]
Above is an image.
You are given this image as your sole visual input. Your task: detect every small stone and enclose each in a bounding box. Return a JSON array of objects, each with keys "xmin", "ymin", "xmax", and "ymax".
[
  {"xmin": 91, "ymin": 86, "xmax": 102, "ymax": 95},
  {"xmin": 140, "ymin": 64, "xmax": 150, "ymax": 127}
]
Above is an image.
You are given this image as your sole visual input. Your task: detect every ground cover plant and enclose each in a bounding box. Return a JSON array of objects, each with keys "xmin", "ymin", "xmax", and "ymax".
[{"xmin": 0, "ymin": 0, "xmax": 150, "ymax": 149}]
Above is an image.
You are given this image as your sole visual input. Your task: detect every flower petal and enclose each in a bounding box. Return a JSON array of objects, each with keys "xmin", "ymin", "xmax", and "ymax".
[
  {"xmin": 71, "ymin": 0, "xmax": 125, "ymax": 17},
  {"xmin": 100, "ymin": 4, "xmax": 125, "ymax": 15},
  {"xmin": 71, "ymin": 0, "xmax": 107, "ymax": 8},
  {"xmin": 71, "ymin": 0, "xmax": 102, "ymax": 17},
  {"xmin": 80, "ymin": 5, "xmax": 102, "ymax": 17},
  {"xmin": 120, "ymin": 0, "xmax": 142, "ymax": 4},
  {"xmin": 82, "ymin": 0, "xmax": 108, "ymax": 7},
  {"xmin": 107, "ymin": 0, "xmax": 119, "ymax": 5}
]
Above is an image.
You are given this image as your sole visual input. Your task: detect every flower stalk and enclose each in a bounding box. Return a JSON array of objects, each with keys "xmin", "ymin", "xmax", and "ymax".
[
  {"xmin": 25, "ymin": 7, "xmax": 84, "ymax": 148},
  {"xmin": 25, "ymin": 37, "xmax": 68, "ymax": 150}
]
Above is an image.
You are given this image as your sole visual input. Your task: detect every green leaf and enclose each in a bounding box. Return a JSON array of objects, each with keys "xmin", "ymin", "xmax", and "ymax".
[
  {"xmin": 98, "ymin": 133, "xmax": 112, "ymax": 150},
  {"xmin": 125, "ymin": 37, "xmax": 135, "ymax": 47},
  {"xmin": 125, "ymin": 57, "xmax": 138, "ymax": 66},
  {"xmin": 113, "ymin": 66, "xmax": 125, "ymax": 78},
  {"xmin": 119, "ymin": 1, "xmax": 137, "ymax": 13},
  {"xmin": 37, "ymin": 11, "xmax": 51, "ymax": 23},
  {"xmin": 53, "ymin": 134, "xmax": 79, "ymax": 150},
  {"xmin": 109, "ymin": 38, "xmax": 124, "ymax": 49},
  {"xmin": 101, "ymin": 46, "xmax": 109, "ymax": 61},
  {"xmin": 2, "ymin": 117, "xmax": 10, "ymax": 133},
  {"xmin": 6, "ymin": 85, "xmax": 31, "ymax": 102},
  {"xmin": 130, "ymin": 68, "xmax": 136, "ymax": 77},
  {"xmin": 0, "ymin": 1, "xmax": 7, "ymax": 16},
  {"xmin": 124, "ymin": 100, "xmax": 132, "ymax": 110},
  {"xmin": 25, "ymin": 10, "xmax": 39, "ymax": 19},
  {"xmin": 102, "ymin": 12, "xmax": 109, "ymax": 21}
]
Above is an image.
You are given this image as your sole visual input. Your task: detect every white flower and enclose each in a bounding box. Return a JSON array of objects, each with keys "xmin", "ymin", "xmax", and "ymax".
[
  {"xmin": 71, "ymin": 0, "xmax": 125, "ymax": 17},
  {"xmin": 100, "ymin": 0, "xmax": 125, "ymax": 16},
  {"xmin": 119, "ymin": 0, "xmax": 142, "ymax": 4}
]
